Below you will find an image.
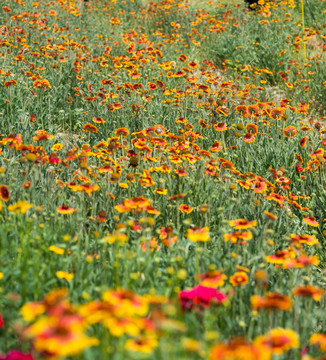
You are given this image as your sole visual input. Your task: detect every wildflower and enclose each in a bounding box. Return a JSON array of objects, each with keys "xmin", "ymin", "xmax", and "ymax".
[
  {"xmin": 125, "ymin": 336, "xmax": 158, "ymax": 354},
  {"xmin": 210, "ymin": 338, "xmax": 271, "ymax": 360},
  {"xmin": 303, "ymin": 216, "xmax": 319, "ymax": 227},
  {"xmin": 292, "ymin": 285, "xmax": 324, "ymax": 301},
  {"xmin": 179, "ymin": 204, "xmax": 193, "ymax": 214},
  {"xmin": 199, "ymin": 270, "xmax": 227, "ymax": 288},
  {"xmin": 283, "ymin": 126, "xmax": 297, "ymax": 138},
  {"xmin": 230, "ymin": 272, "xmax": 249, "ymax": 286},
  {"xmin": 0, "ymin": 186, "xmax": 10, "ymax": 201},
  {"xmin": 224, "ymin": 231, "xmax": 252, "ymax": 244},
  {"xmin": 243, "ymin": 133, "xmax": 256, "ymax": 143},
  {"xmin": 179, "ymin": 285, "xmax": 227, "ymax": 310},
  {"xmin": 310, "ymin": 334, "xmax": 326, "ymax": 352},
  {"xmin": 154, "ymin": 188, "xmax": 167, "ymax": 195},
  {"xmin": 57, "ymin": 205, "xmax": 77, "ymax": 215},
  {"xmin": 214, "ymin": 123, "xmax": 228, "ymax": 132},
  {"xmin": 56, "ymin": 271, "xmax": 74, "ymax": 282},
  {"xmin": 8, "ymin": 201, "xmax": 33, "ymax": 214},
  {"xmin": 49, "ymin": 245, "xmax": 65, "ymax": 255},
  {"xmin": 0, "ymin": 351, "xmax": 34, "ymax": 360},
  {"xmin": 186, "ymin": 227, "xmax": 210, "ymax": 242},
  {"xmin": 33, "ymin": 130, "xmax": 54, "ymax": 142},
  {"xmin": 229, "ymin": 219, "xmax": 257, "ymax": 230},
  {"xmin": 254, "ymin": 329, "xmax": 299, "ymax": 355},
  {"xmin": 83, "ymin": 123, "xmax": 98, "ymax": 133},
  {"xmin": 251, "ymin": 292, "xmax": 292, "ymax": 311}
]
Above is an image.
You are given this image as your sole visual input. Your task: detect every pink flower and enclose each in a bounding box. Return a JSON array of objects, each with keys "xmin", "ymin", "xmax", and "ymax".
[
  {"xmin": 0, "ymin": 351, "xmax": 33, "ymax": 360},
  {"xmin": 179, "ymin": 285, "xmax": 227, "ymax": 310}
]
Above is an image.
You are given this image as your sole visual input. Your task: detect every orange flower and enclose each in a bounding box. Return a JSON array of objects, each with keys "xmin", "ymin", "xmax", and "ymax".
[
  {"xmin": 83, "ymin": 123, "xmax": 98, "ymax": 133},
  {"xmin": 243, "ymin": 133, "xmax": 256, "ymax": 143},
  {"xmin": 57, "ymin": 205, "xmax": 77, "ymax": 215},
  {"xmin": 224, "ymin": 231, "xmax": 252, "ymax": 244},
  {"xmin": 310, "ymin": 333, "xmax": 326, "ymax": 352},
  {"xmin": 115, "ymin": 128, "xmax": 129, "ymax": 137},
  {"xmin": 303, "ymin": 216, "xmax": 319, "ymax": 227},
  {"xmin": 246, "ymin": 123, "xmax": 258, "ymax": 135},
  {"xmin": 4, "ymin": 80, "xmax": 17, "ymax": 87},
  {"xmin": 229, "ymin": 219, "xmax": 257, "ymax": 230},
  {"xmin": 251, "ymin": 292, "xmax": 292, "ymax": 311},
  {"xmin": 230, "ymin": 272, "xmax": 249, "ymax": 287},
  {"xmin": 179, "ymin": 204, "xmax": 193, "ymax": 214},
  {"xmin": 254, "ymin": 329, "xmax": 299, "ymax": 355},
  {"xmin": 283, "ymin": 126, "xmax": 297, "ymax": 138},
  {"xmin": 210, "ymin": 338, "xmax": 271, "ymax": 360},
  {"xmin": 214, "ymin": 123, "xmax": 228, "ymax": 132},
  {"xmin": 292, "ymin": 285, "xmax": 324, "ymax": 301}
]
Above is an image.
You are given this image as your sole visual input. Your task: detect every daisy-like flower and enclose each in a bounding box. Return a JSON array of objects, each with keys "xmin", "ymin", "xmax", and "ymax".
[
  {"xmin": 254, "ymin": 328, "xmax": 299, "ymax": 355},
  {"xmin": 243, "ymin": 133, "xmax": 256, "ymax": 143},
  {"xmin": 214, "ymin": 123, "xmax": 228, "ymax": 132},
  {"xmin": 8, "ymin": 200, "xmax": 33, "ymax": 214},
  {"xmin": 0, "ymin": 185, "xmax": 10, "ymax": 201},
  {"xmin": 230, "ymin": 272, "xmax": 249, "ymax": 287},
  {"xmin": 186, "ymin": 226, "xmax": 210, "ymax": 242},
  {"xmin": 251, "ymin": 292, "xmax": 292, "ymax": 311},
  {"xmin": 179, "ymin": 204, "xmax": 193, "ymax": 214},
  {"xmin": 303, "ymin": 216, "xmax": 319, "ymax": 227},
  {"xmin": 57, "ymin": 205, "xmax": 77, "ymax": 215},
  {"xmin": 229, "ymin": 219, "xmax": 257, "ymax": 230},
  {"xmin": 292, "ymin": 285, "xmax": 324, "ymax": 301},
  {"xmin": 283, "ymin": 126, "xmax": 297, "ymax": 138}
]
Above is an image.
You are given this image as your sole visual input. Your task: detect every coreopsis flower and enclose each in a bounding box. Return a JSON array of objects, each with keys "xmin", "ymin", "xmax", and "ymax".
[
  {"xmin": 56, "ymin": 271, "xmax": 74, "ymax": 282},
  {"xmin": 230, "ymin": 272, "xmax": 249, "ymax": 287},
  {"xmin": 251, "ymin": 292, "xmax": 292, "ymax": 311},
  {"xmin": 8, "ymin": 201, "xmax": 33, "ymax": 214},
  {"xmin": 186, "ymin": 227, "xmax": 210, "ymax": 242},
  {"xmin": 210, "ymin": 338, "xmax": 271, "ymax": 360},
  {"xmin": 179, "ymin": 285, "xmax": 228, "ymax": 310},
  {"xmin": 254, "ymin": 329, "xmax": 299, "ymax": 355}
]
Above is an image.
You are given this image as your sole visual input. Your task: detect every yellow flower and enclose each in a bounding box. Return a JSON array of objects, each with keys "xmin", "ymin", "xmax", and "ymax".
[
  {"xmin": 186, "ymin": 227, "xmax": 210, "ymax": 242},
  {"xmin": 0, "ymin": 272, "xmax": 3, "ymax": 280},
  {"xmin": 49, "ymin": 245, "xmax": 65, "ymax": 255},
  {"xmin": 56, "ymin": 271, "xmax": 74, "ymax": 282},
  {"xmin": 8, "ymin": 200, "xmax": 33, "ymax": 214}
]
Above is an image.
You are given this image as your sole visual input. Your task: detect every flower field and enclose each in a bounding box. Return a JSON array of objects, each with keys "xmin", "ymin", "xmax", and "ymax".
[{"xmin": 0, "ymin": 0, "xmax": 326, "ymax": 358}]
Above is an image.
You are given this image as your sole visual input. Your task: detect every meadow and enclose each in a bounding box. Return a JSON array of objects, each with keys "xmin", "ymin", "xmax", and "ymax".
[{"xmin": 0, "ymin": 0, "xmax": 326, "ymax": 358}]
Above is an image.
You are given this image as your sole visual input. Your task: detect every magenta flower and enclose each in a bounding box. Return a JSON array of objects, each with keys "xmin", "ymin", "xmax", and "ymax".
[{"xmin": 179, "ymin": 285, "xmax": 228, "ymax": 310}]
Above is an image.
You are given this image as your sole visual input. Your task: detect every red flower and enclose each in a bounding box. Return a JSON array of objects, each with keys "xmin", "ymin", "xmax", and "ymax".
[{"xmin": 0, "ymin": 185, "xmax": 10, "ymax": 201}]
